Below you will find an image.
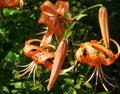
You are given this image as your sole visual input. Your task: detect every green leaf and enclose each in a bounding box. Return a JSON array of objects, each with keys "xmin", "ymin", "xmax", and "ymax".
[
  {"xmin": 14, "ymin": 82, "xmax": 22, "ymax": 88},
  {"xmin": 85, "ymin": 83, "xmax": 93, "ymax": 89},
  {"xmin": 32, "ymin": 84, "xmax": 43, "ymax": 90},
  {"xmin": 74, "ymin": 83, "xmax": 81, "ymax": 89},
  {"xmin": 5, "ymin": 51, "xmax": 19, "ymax": 62},
  {"xmin": 74, "ymin": 78, "xmax": 83, "ymax": 89},
  {"xmin": 64, "ymin": 78, "xmax": 74, "ymax": 85},
  {"xmin": 2, "ymin": 86, "xmax": 9, "ymax": 93}
]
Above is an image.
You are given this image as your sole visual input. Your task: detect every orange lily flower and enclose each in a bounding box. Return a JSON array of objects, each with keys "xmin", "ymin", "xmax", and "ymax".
[
  {"xmin": 0, "ymin": 0, "xmax": 24, "ymax": 9},
  {"xmin": 38, "ymin": 1, "xmax": 72, "ymax": 45},
  {"xmin": 76, "ymin": 39, "xmax": 120, "ymax": 67},
  {"xmin": 76, "ymin": 6, "xmax": 120, "ymax": 92},
  {"xmin": 76, "ymin": 39, "xmax": 120, "ymax": 91},
  {"xmin": 16, "ymin": 39, "xmax": 77, "ymax": 84},
  {"xmin": 16, "ymin": 39, "xmax": 55, "ymax": 84}
]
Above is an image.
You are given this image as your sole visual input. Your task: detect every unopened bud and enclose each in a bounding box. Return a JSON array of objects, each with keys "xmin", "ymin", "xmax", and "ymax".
[
  {"xmin": 47, "ymin": 40, "xmax": 68, "ymax": 91},
  {"xmin": 98, "ymin": 7, "xmax": 109, "ymax": 48}
]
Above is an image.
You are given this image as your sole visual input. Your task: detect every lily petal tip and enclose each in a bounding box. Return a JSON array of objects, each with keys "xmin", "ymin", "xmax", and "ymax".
[{"xmin": 47, "ymin": 86, "xmax": 51, "ymax": 91}]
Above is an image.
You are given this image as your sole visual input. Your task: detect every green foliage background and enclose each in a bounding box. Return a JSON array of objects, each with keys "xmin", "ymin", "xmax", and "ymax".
[{"xmin": 0, "ymin": 0, "xmax": 120, "ymax": 94}]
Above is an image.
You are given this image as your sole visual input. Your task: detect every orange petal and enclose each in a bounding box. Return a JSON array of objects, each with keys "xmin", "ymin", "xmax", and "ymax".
[
  {"xmin": 0, "ymin": 0, "xmax": 19, "ymax": 8},
  {"xmin": 89, "ymin": 39, "xmax": 119, "ymax": 66},
  {"xmin": 98, "ymin": 7, "xmax": 109, "ymax": 48},
  {"xmin": 40, "ymin": 1, "xmax": 57, "ymax": 17},
  {"xmin": 42, "ymin": 60, "xmax": 53, "ymax": 70},
  {"xmin": 38, "ymin": 13, "xmax": 53, "ymax": 26},
  {"xmin": 76, "ymin": 39, "xmax": 120, "ymax": 66},
  {"xmin": 55, "ymin": 1, "xmax": 69, "ymax": 16},
  {"xmin": 23, "ymin": 39, "xmax": 41, "ymax": 57},
  {"xmin": 32, "ymin": 51, "xmax": 55, "ymax": 64},
  {"xmin": 40, "ymin": 22, "xmax": 57, "ymax": 46},
  {"xmin": 55, "ymin": 22, "xmax": 65, "ymax": 43},
  {"xmin": 47, "ymin": 40, "xmax": 68, "ymax": 91},
  {"xmin": 19, "ymin": 0, "xmax": 24, "ymax": 10}
]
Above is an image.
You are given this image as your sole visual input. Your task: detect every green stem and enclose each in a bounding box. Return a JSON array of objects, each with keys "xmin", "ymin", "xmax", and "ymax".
[
  {"xmin": 62, "ymin": 4, "xmax": 103, "ymax": 40},
  {"xmin": 80, "ymin": 4, "xmax": 103, "ymax": 14},
  {"xmin": 74, "ymin": 4, "xmax": 103, "ymax": 21}
]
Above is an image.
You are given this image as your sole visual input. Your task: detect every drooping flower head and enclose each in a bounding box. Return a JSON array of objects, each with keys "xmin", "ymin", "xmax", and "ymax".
[
  {"xmin": 76, "ymin": 39, "xmax": 120, "ymax": 91},
  {"xmin": 76, "ymin": 39, "xmax": 119, "ymax": 67},
  {"xmin": 16, "ymin": 39, "xmax": 76, "ymax": 85},
  {"xmin": 15, "ymin": 39, "xmax": 55, "ymax": 84},
  {"xmin": 75, "ymin": 6, "xmax": 120, "ymax": 92}
]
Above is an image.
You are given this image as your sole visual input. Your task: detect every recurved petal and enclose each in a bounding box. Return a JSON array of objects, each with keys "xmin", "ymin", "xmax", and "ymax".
[
  {"xmin": 55, "ymin": 1, "xmax": 69, "ymax": 16},
  {"xmin": 40, "ymin": 1, "xmax": 57, "ymax": 17},
  {"xmin": 89, "ymin": 39, "xmax": 119, "ymax": 66},
  {"xmin": 23, "ymin": 39, "xmax": 42, "ymax": 57},
  {"xmin": 23, "ymin": 45, "xmax": 39, "ymax": 57},
  {"xmin": 32, "ymin": 51, "xmax": 55, "ymax": 64},
  {"xmin": 40, "ymin": 21, "xmax": 58, "ymax": 46},
  {"xmin": 38, "ymin": 13, "xmax": 53, "ymax": 26}
]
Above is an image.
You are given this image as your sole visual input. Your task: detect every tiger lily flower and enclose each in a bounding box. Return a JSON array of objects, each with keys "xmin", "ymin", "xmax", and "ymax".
[
  {"xmin": 16, "ymin": 39, "xmax": 77, "ymax": 84},
  {"xmin": 0, "ymin": 0, "xmax": 24, "ymax": 9},
  {"xmin": 76, "ymin": 39, "xmax": 120, "ymax": 91},
  {"xmin": 15, "ymin": 39, "xmax": 55, "ymax": 84},
  {"xmin": 76, "ymin": 39, "xmax": 120, "ymax": 67},
  {"xmin": 76, "ymin": 6, "xmax": 120, "ymax": 92},
  {"xmin": 38, "ymin": 1, "xmax": 72, "ymax": 45}
]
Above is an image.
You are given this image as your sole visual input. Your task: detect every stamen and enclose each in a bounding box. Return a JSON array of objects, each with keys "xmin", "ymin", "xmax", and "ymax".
[
  {"xmin": 94, "ymin": 66, "xmax": 99, "ymax": 92},
  {"xmin": 99, "ymin": 66, "xmax": 115, "ymax": 89},
  {"xmin": 15, "ymin": 62, "xmax": 33, "ymax": 68},
  {"xmin": 18, "ymin": 61, "xmax": 34, "ymax": 72},
  {"xmin": 33, "ymin": 64, "xmax": 38, "ymax": 85},
  {"xmin": 82, "ymin": 67, "xmax": 96, "ymax": 86},
  {"xmin": 98, "ymin": 66, "xmax": 108, "ymax": 92},
  {"xmin": 59, "ymin": 60, "xmax": 78, "ymax": 75},
  {"xmin": 16, "ymin": 61, "xmax": 35, "ymax": 78},
  {"xmin": 26, "ymin": 62, "xmax": 36, "ymax": 78}
]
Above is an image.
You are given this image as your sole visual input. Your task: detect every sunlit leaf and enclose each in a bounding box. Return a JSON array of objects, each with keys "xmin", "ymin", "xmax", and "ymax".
[
  {"xmin": 64, "ymin": 78, "xmax": 74, "ymax": 85},
  {"xmin": 14, "ymin": 82, "xmax": 22, "ymax": 88},
  {"xmin": 2, "ymin": 86, "xmax": 9, "ymax": 93},
  {"xmin": 85, "ymin": 83, "xmax": 93, "ymax": 89}
]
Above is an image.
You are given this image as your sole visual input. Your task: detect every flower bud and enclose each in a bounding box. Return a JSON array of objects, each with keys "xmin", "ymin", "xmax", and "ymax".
[
  {"xmin": 98, "ymin": 7, "xmax": 109, "ymax": 48},
  {"xmin": 47, "ymin": 40, "xmax": 68, "ymax": 91}
]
